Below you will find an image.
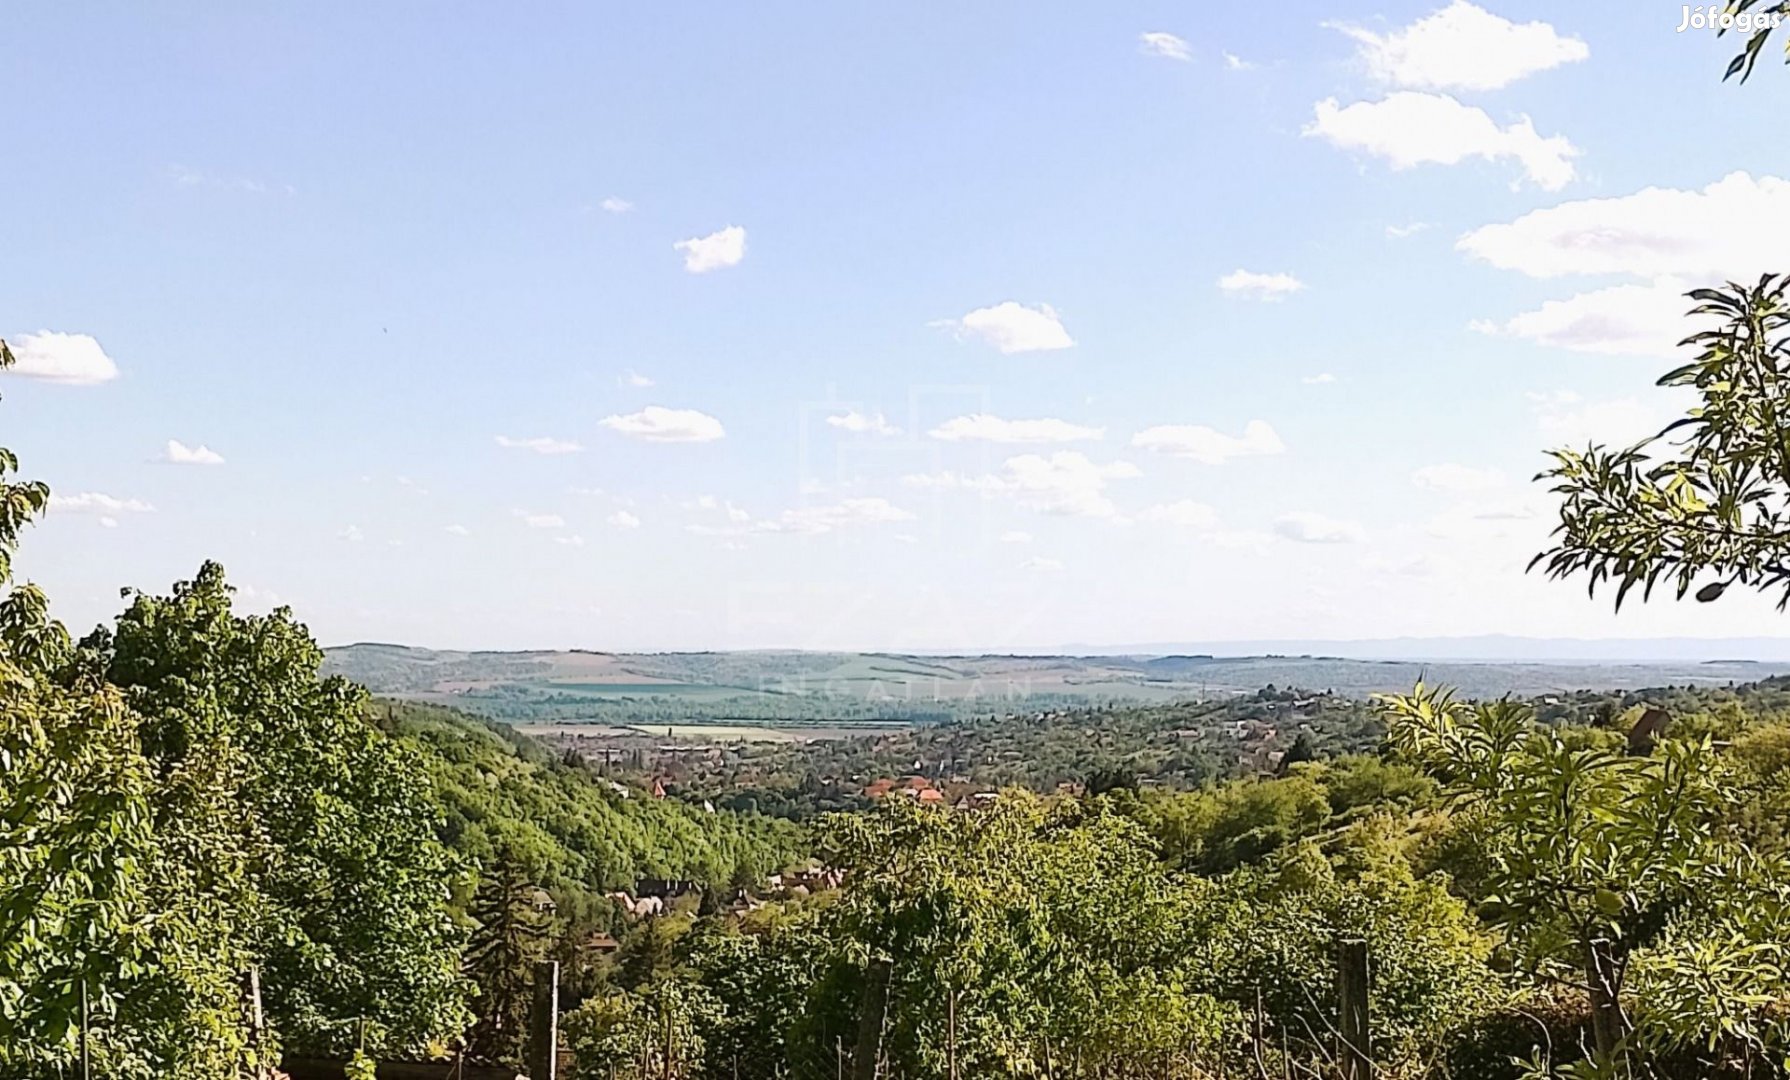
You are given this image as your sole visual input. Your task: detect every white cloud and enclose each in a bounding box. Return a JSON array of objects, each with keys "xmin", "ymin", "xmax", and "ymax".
[
  {"xmin": 5, "ymin": 331, "xmax": 120, "ymax": 385},
  {"xmin": 337, "ymin": 525, "xmax": 364, "ymax": 543},
  {"xmin": 1412, "ymin": 463, "xmax": 1507, "ymax": 493},
  {"xmin": 685, "ymin": 495, "xmax": 754, "ymax": 524},
  {"xmin": 1386, "ymin": 221, "xmax": 1431, "ymax": 238},
  {"xmin": 1470, "ymin": 280, "xmax": 1692, "ymax": 358},
  {"xmin": 600, "ymin": 196, "xmax": 634, "ymax": 214},
  {"xmin": 1139, "ymin": 31, "xmax": 1193, "ymax": 62},
  {"xmin": 495, "ymin": 435, "xmax": 584, "ymax": 455},
  {"xmin": 686, "ymin": 497, "xmax": 914, "ymax": 537},
  {"xmin": 1223, "ymin": 52, "xmax": 1256, "ymax": 70},
  {"xmin": 1306, "ymin": 92, "xmax": 1578, "ymax": 191},
  {"xmin": 1131, "ymin": 420, "xmax": 1285, "ymax": 464},
  {"xmin": 1273, "ymin": 511, "xmax": 1366, "ymax": 544},
  {"xmin": 161, "ymin": 439, "xmax": 225, "ymax": 466},
  {"xmin": 48, "ymin": 492, "xmax": 153, "ymax": 515},
  {"xmin": 515, "ymin": 511, "xmax": 567, "ymax": 530},
  {"xmin": 98, "ymin": 516, "xmax": 118, "ymax": 529},
  {"xmin": 1302, "ymin": 373, "xmax": 1338, "ymax": 385},
  {"xmin": 827, "ymin": 410, "xmax": 901, "ymax": 436},
  {"xmin": 674, "ymin": 225, "xmax": 747, "ymax": 273},
  {"xmin": 600, "ymin": 406, "xmax": 726, "ymax": 443},
  {"xmin": 608, "ymin": 510, "xmax": 642, "ymax": 529},
  {"xmin": 928, "ymin": 414, "xmax": 1103, "ymax": 444},
  {"xmin": 1020, "ymin": 556, "xmax": 1065, "ymax": 572},
  {"xmin": 1327, "ymin": 1, "xmax": 1588, "ymax": 92},
  {"xmin": 1217, "ymin": 270, "xmax": 1305, "ymax": 301},
  {"xmin": 905, "ymin": 452, "xmax": 1141, "ymax": 519},
  {"xmin": 1459, "ymin": 173, "xmax": 1790, "ymax": 281},
  {"xmin": 620, "ymin": 370, "xmax": 655, "ymax": 388},
  {"xmin": 1529, "ymin": 390, "xmax": 1665, "ymax": 447},
  {"xmin": 937, "ymin": 302, "xmax": 1074, "ymax": 354},
  {"xmin": 771, "ymin": 498, "xmax": 915, "ymax": 535},
  {"xmin": 1138, "ymin": 500, "xmax": 1219, "ymax": 529},
  {"xmin": 445, "ymin": 524, "xmax": 470, "ymax": 536},
  {"xmin": 1458, "ymin": 174, "xmax": 1790, "ymax": 356},
  {"xmin": 555, "ymin": 534, "xmax": 587, "ymax": 547},
  {"xmin": 1000, "ymin": 530, "xmax": 1034, "ymax": 544}
]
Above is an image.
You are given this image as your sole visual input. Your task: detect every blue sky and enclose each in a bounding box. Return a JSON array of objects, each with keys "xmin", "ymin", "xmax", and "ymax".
[{"xmin": 7, "ymin": 1, "xmax": 1790, "ymax": 651}]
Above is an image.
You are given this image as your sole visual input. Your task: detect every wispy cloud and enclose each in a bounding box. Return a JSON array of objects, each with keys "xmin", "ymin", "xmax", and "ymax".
[
  {"xmin": 600, "ymin": 406, "xmax": 726, "ymax": 443},
  {"xmin": 827, "ymin": 410, "xmax": 901, "ymax": 436},
  {"xmin": 905, "ymin": 452, "xmax": 1140, "ymax": 519},
  {"xmin": 1139, "ymin": 31, "xmax": 1193, "ymax": 62},
  {"xmin": 935, "ymin": 302, "xmax": 1074, "ymax": 354},
  {"xmin": 1273, "ymin": 511, "xmax": 1366, "ymax": 544},
  {"xmin": 166, "ymin": 164, "xmax": 293, "ymax": 196},
  {"xmin": 495, "ymin": 435, "xmax": 584, "ymax": 455},
  {"xmin": 49, "ymin": 492, "xmax": 153, "ymax": 515},
  {"xmin": 1217, "ymin": 269, "xmax": 1305, "ymax": 301},
  {"xmin": 1306, "ymin": 93, "xmax": 1578, "ymax": 192},
  {"xmin": 928, "ymin": 414, "xmax": 1102, "ymax": 444},
  {"xmin": 161, "ymin": 439, "xmax": 225, "ymax": 466},
  {"xmin": 1131, "ymin": 420, "xmax": 1285, "ymax": 464}
]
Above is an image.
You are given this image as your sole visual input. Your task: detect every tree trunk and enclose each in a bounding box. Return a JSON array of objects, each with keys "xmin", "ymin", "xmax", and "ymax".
[
  {"xmin": 852, "ymin": 958, "xmax": 892, "ymax": 1080},
  {"xmin": 1585, "ymin": 938, "xmax": 1627, "ymax": 1068},
  {"xmin": 529, "ymin": 960, "xmax": 559, "ymax": 1080}
]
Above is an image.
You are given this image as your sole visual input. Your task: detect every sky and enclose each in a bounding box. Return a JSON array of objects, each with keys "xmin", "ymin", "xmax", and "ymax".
[{"xmin": 6, "ymin": 1, "xmax": 1790, "ymax": 652}]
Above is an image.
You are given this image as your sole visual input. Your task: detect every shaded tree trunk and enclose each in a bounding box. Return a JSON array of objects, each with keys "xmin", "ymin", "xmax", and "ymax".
[
  {"xmin": 1585, "ymin": 938, "xmax": 1628, "ymax": 1068},
  {"xmin": 852, "ymin": 958, "xmax": 892, "ymax": 1080}
]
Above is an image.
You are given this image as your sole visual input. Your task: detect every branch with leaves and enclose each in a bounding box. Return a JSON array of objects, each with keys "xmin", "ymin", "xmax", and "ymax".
[{"xmin": 1532, "ymin": 276, "xmax": 1790, "ymax": 609}]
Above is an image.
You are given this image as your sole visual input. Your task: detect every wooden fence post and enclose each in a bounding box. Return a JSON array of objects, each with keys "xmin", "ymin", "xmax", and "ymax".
[
  {"xmin": 530, "ymin": 960, "xmax": 560, "ymax": 1080},
  {"xmin": 1337, "ymin": 938, "xmax": 1372, "ymax": 1080},
  {"xmin": 80, "ymin": 979, "xmax": 91, "ymax": 1080}
]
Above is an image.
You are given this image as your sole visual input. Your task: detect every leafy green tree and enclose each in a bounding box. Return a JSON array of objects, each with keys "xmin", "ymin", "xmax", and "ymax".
[
  {"xmin": 1534, "ymin": 277, "xmax": 1790, "ymax": 610},
  {"xmin": 80, "ymin": 564, "xmax": 473, "ymax": 1056},
  {"xmin": 1382, "ymin": 685, "xmax": 1788, "ymax": 1072},
  {"xmin": 464, "ymin": 850, "xmax": 558, "ymax": 1065},
  {"xmin": 0, "ymin": 340, "xmax": 264, "ymax": 1079}
]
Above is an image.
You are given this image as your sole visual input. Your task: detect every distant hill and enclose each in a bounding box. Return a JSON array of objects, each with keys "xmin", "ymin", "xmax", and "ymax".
[{"xmin": 321, "ymin": 643, "xmax": 1790, "ymax": 723}]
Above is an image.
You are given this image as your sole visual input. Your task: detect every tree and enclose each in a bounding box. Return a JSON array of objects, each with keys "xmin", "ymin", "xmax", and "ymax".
[
  {"xmin": 1381, "ymin": 685, "xmax": 1788, "ymax": 1072},
  {"xmin": 82, "ymin": 563, "xmax": 473, "ymax": 1057},
  {"xmin": 464, "ymin": 850, "xmax": 558, "ymax": 1065},
  {"xmin": 1534, "ymin": 277, "xmax": 1790, "ymax": 609},
  {"xmin": 0, "ymin": 340, "xmax": 266, "ymax": 1079}
]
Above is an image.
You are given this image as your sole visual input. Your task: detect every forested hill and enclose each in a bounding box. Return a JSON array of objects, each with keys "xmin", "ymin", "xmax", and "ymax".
[
  {"xmin": 372, "ymin": 699, "xmax": 807, "ymax": 920},
  {"xmin": 321, "ymin": 642, "xmax": 1790, "ymax": 722}
]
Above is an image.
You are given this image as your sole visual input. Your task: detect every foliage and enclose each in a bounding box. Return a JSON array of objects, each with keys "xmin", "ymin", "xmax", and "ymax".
[
  {"xmin": 1719, "ymin": 2, "xmax": 1790, "ymax": 82},
  {"xmin": 1533, "ymin": 277, "xmax": 1790, "ymax": 610},
  {"xmin": 378, "ymin": 699, "xmax": 808, "ymax": 919},
  {"xmin": 1383, "ymin": 685, "xmax": 1790, "ymax": 1072},
  {"xmin": 78, "ymin": 564, "xmax": 474, "ymax": 1057}
]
